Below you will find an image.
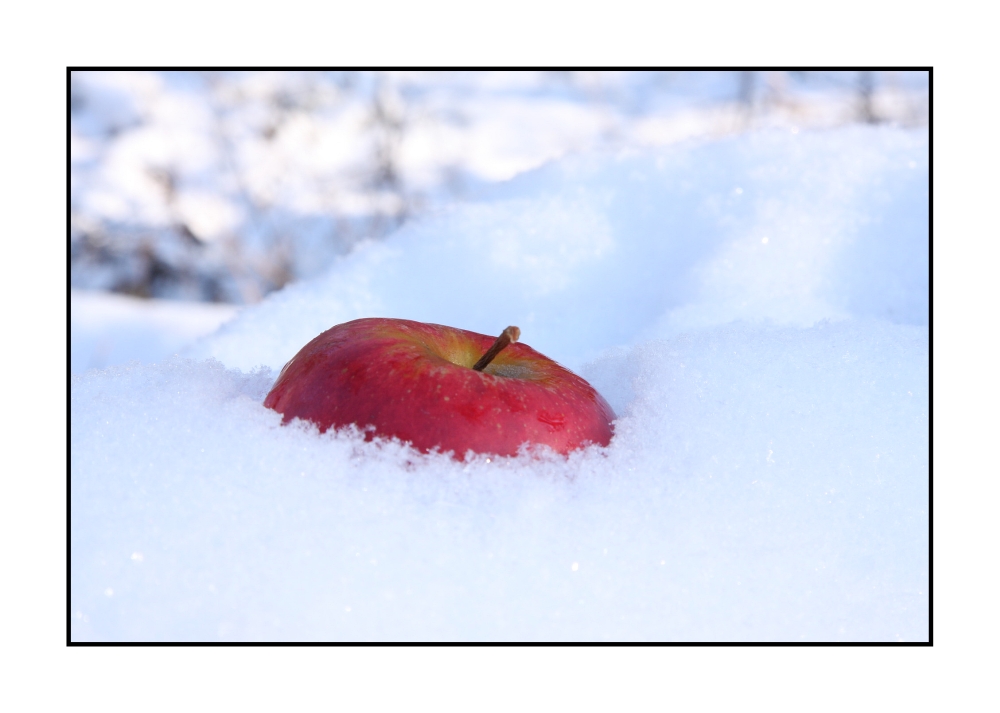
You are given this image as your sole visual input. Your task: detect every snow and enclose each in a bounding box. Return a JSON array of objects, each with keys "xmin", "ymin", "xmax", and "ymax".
[
  {"xmin": 70, "ymin": 289, "xmax": 238, "ymax": 374},
  {"xmin": 71, "ymin": 125, "xmax": 928, "ymax": 641},
  {"xmin": 190, "ymin": 126, "xmax": 927, "ymax": 372}
]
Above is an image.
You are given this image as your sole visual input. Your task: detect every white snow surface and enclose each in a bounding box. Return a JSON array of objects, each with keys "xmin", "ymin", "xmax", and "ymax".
[
  {"xmin": 71, "ymin": 126, "xmax": 929, "ymax": 641},
  {"xmin": 191, "ymin": 126, "xmax": 928, "ymax": 373},
  {"xmin": 71, "ymin": 289, "xmax": 238, "ymax": 374}
]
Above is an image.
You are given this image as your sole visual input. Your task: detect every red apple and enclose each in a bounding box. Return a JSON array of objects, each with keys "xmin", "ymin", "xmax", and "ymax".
[{"xmin": 263, "ymin": 318, "xmax": 615, "ymax": 457}]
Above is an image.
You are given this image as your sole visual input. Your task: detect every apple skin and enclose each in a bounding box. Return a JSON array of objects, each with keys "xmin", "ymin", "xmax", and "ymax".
[{"xmin": 263, "ymin": 318, "xmax": 615, "ymax": 457}]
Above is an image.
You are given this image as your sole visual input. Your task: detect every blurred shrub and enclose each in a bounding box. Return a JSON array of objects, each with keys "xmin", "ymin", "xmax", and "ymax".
[{"xmin": 70, "ymin": 70, "xmax": 929, "ymax": 304}]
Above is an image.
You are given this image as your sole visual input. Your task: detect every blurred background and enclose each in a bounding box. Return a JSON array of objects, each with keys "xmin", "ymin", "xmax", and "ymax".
[{"xmin": 70, "ymin": 70, "xmax": 929, "ymax": 373}]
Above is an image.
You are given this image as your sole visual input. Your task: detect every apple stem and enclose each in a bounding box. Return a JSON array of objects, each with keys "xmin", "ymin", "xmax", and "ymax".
[{"xmin": 472, "ymin": 326, "xmax": 521, "ymax": 371}]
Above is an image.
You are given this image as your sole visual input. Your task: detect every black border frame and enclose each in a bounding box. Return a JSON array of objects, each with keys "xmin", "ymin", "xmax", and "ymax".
[{"xmin": 67, "ymin": 67, "xmax": 933, "ymax": 646}]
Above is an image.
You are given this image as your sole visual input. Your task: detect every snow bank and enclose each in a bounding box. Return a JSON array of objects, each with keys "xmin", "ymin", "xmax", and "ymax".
[
  {"xmin": 190, "ymin": 126, "xmax": 927, "ymax": 373},
  {"xmin": 71, "ymin": 126, "xmax": 929, "ymax": 641}
]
